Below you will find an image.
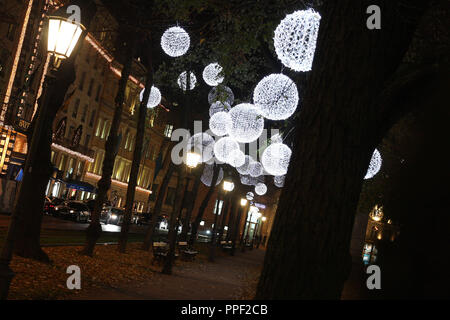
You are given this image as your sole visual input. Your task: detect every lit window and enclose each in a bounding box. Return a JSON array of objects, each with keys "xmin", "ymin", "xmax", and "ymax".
[
  {"xmin": 213, "ymin": 200, "xmax": 223, "ymax": 215},
  {"xmin": 164, "ymin": 124, "xmax": 173, "ymax": 138}
]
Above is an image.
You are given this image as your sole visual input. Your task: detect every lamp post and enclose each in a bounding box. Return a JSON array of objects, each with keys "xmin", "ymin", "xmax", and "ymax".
[{"xmin": 0, "ymin": 8, "xmax": 86, "ymax": 300}]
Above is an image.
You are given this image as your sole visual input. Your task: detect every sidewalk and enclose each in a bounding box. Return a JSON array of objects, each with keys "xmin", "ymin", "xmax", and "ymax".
[{"xmin": 71, "ymin": 248, "xmax": 265, "ymax": 300}]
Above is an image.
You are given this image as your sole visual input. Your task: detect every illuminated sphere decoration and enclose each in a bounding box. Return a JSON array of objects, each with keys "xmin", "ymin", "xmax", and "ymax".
[
  {"xmin": 226, "ymin": 103, "xmax": 264, "ymax": 143},
  {"xmin": 203, "ymin": 62, "xmax": 224, "ymax": 86},
  {"xmin": 200, "ymin": 164, "xmax": 224, "ymax": 187},
  {"xmin": 255, "ymin": 182, "xmax": 267, "ymax": 196},
  {"xmin": 274, "ymin": 175, "xmax": 285, "ymax": 188},
  {"xmin": 209, "ymin": 111, "xmax": 231, "ymax": 137},
  {"xmin": 213, "ymin": 136, "xmax": 239, "ymax": 163},
  {"xmin": 237, "ymin": 155, "xmax": 254, "ymax": 175},
  {"xmin": 253, "ymin": 73, "xmax": 299, "ymax": 120},
  {"xmin": 274, "ymin": 9, "xmax": 321, "ymax": 72},
  {"xmin": 209, "ymin": 101, "xmax": 231, "ymax": 117},
  {"xmin": 240, "ymin": 174, "xmax": 258, "ymax": 186},
  {"xmin": 246, "ymin": 192, "xmax": 254, "ymax": 200},
  {"xmin": 140, "ymin": 86, "xmax": 161, "ymax": 108},
  {"xmin": 228, "ymin": 149, "xmax": 246, "ymax": 168},
  {"xmin": 261, "ymin": 142, "xmax": 292, "ymax": 176},
  {"xmin": 187, "ymin": 132, "xmax": 215, "ymax": 163},
  {"xmin": 248, "ymin": 161, "xmax": 263, "ymax": 177},
  {"xmin": 161, "ymin": 26, "xmax": 190, "ymax": 57},
  {"xmin": 208, "ymin": 85, "xmax": 234, "ymax": 105},
  {"xmin": 364, "ymin": 149, "xmax": 382, "ymax": 180},
  {"xmin": 177, "ymin": 71, "xmax": 196, "ymax": 91}
]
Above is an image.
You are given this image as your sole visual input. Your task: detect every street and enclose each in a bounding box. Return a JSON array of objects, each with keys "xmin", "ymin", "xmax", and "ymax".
[{"xmin": 0, "ymin": 214, "xmax": 147, "ymax": 234}]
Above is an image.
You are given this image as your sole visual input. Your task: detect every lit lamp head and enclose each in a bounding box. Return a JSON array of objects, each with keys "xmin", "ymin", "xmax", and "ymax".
[
  {"xmin": 186, "ymin": 151, "xmax": 201, "ymax": 169},
  {"xmin": 47, "ymin": 13, "xmax": 85, "ymax": 62},
  {"xmin": 223, "ymin": 179, "xmax": 234, "ymax": 192},
  {"xmin": 240, "ymin": 198, "xmax": 248, "ymax": 206},
  {"xmin": 262, "ymin": 216, "xmax": 267, "ymax": 222}
]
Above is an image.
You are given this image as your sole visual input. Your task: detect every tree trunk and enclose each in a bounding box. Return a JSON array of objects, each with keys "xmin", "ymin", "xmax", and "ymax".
[
  {"xmin": 81, "ymin": 30, "xmax": 137, "ymax": 256},
  {"xmin": 118, "ymin": 68, "xmax": 152, "ymax": 253},
  {"xmin": 180, "ymin": 169, "xmax": 202, "ymax": 242},
  {"xmin": 255, "ymin": 0, "xmax": 428, "ymax": 299},
  {"xmin": 217, "ymin": 193, "xmax": 230, "ymax": 242},
  {"xmin": 8, "ymin": 57, "xmax": 76, "ymax": 262},
  {"xmin": 225, "ymin": 192, "xmax": 238, "ymax": 242},
  {"xmin": 141, "ymin": 161, "xmax": 175, "ymax": 250},
  {"xmin": 188, "ymin": 164, "xmax": 220, "ymax": 248},
  {"xmin": 162, "ymin": 166, "xmax": 186, "ymax": 274},
  {"xmin": 231, "ymin": 203, "xmax": 243, "ymax": 256},
  {"xmin": 208, "ymin": 190, "xmax": 222, "ymax": 262}
]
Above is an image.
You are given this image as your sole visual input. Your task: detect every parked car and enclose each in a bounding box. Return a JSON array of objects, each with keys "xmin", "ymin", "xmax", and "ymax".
[
  {"xmin": 58, "ymin": 201, "xmax": 90, "ymax": 222},
  {"xmin": 133, "ymin": 212, "xmax": 151, "ymax": 225},
  {"xmin": 101, "ymin": 207, "xmax": 124, "ymax": 225},
  {"xmin": 45, "ymin": 197, "xmax": 65, "ymax": 216}
]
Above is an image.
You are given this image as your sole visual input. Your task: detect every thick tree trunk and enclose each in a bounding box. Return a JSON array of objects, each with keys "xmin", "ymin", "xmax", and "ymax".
[
  {"xmin": 255, "ymin": 0, "xmax": 428, "ymax": 299},
  {"xmin": 188, "ymin": 164, "xmax": 220, "ymax": 248},
  {"xmin": 9, "ymin": 57, "xmax": 76, "ymax": 262},
  {"xmin": 81, "ymin": 30, "xmax": 137, "ymax": 256},
  {"xmin": 141, "ymin": 161, "xmax": 175, "ymax": 251},
  {"xmin": 162, "ymin": 166, "xmax": 186, "ymax": 274},
  {"xmin": 118, "ymin": 69, "xmax": 152, "ymax": 253}
]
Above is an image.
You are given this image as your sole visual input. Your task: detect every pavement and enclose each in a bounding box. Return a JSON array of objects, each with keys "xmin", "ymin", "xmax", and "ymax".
[
  {"xmin": 71, "ymin": 248, "xmax": 265, "ymax": 300},
  {"xmin": 0, "ymin": 213, "xmax": 148, "ymax": 233}
]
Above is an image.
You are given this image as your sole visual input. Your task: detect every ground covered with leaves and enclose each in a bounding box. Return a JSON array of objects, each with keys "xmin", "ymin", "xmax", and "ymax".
[
  {"xmin": 8, "ymin": 243, "xmax": 263, "ymax": 300},
  {"xmin": 9, "ymin": 243, "xmax": 156, "ymax": 299}
]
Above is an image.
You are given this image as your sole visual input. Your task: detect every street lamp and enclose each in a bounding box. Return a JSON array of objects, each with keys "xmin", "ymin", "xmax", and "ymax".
[
  {"xmin": 185, "ymin": 151, "xmax": 201, "ymax": 169},
  {"xmin": 240, "ymin": 198, "xmax": 248, "ymax": 206},
  {"xmin": 47, "ymin": 15, "xmax": 85, "ymax": 61},
  {"xmin": 223, "ymin": 179, "xmax": 234, "ymax": 192}
]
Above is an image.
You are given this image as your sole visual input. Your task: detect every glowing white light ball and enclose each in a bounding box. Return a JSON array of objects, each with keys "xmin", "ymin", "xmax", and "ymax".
[
  {"xmin": 209, "ymin": 101, "xmax": 231, "ymax": 117},
  {"xmin": 253, "ymin": 73, "xmax": 299, "ymax": 120},
  {"xmin": 274, "ymin": 175, "xmax": 285, "ymax": 188},
  {"xmin": 240, "ymin": 174, "xmax": 258, "ymax": 186},
  {"xmin": 228, "ymin": 149, "xmax": 245, "ymax": 167},
  {"xmin": 364, "ymin": 149, "xmax": 382, "ymax": 180},
  {"xmin": 226, "ymin": 103, "xmax": 264, "ymax": 143},
  {"xmin": 246, "ymin": 192, "xmax": 254, "ymax": 200},
  {"xmin": 274, "ymin": 9, "xmax": 321, "ymax": 72},
  {"xmin": 213, "ymin": 137, "xmax": 239, "ymax": 163},
  {"xmin": 201, "ymin": 164, "xmax": 224, "ymax": 186},
  {"xmin": 209, "ymin": 111, "xmax": 231, "ymax": 137},
  {"xmin": 237, "ymin": 155, "xmax": 254, "ymax": 175},
  {"xmin": 140, "ymin": 87, "xmax": 161, "ymax": 108},
  {"xmin": 187, "ymin": 132, "xmax": 215, "ymax": 163},
  {"xmin": 161, "ymin": 26, "xmax": 190, "ymax": 57},
  {"xmin": 255, "ymin": 183, "xmax": 267, "ymax": 196},
  {"xmin": 261, "ymin": 142, "xmax": 292, "ymax": 176},
  {"xmin": 248, "ymin": 161, "xmax": 263, "ymax": 177},
  {"xmin": 177, "ymin": 71, "xmax": 196, "ymax": 91},
  {"xmin": 203, "ymin": 62, "xmax": 224, "ymax": 86},
  {"xmin": 208, "ymin": 85, "xmax": 234, "ymax": 105}
]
